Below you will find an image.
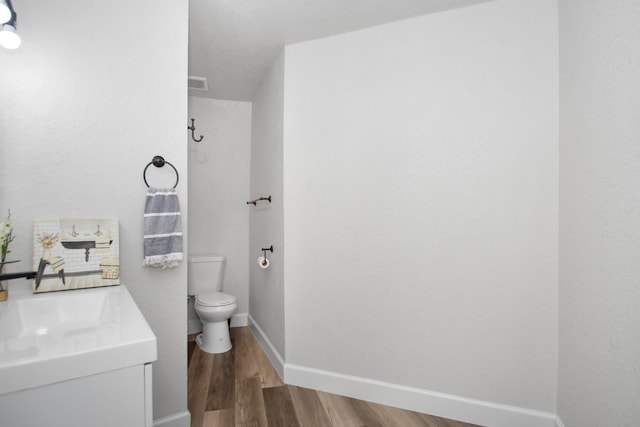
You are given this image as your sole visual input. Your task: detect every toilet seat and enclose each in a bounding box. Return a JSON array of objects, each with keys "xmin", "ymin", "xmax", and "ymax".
[{"xmin": 196, "ymin": 291, "xmax": 236, "ymax": 307}]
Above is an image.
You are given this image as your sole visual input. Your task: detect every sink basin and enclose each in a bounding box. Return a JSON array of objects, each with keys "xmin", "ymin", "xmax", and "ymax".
[
  {"xmin": 60, "ymin": 240, "xmax": 112, "ymax": 250},
  {"xmin": 59, "ymin": 239, "xmax": 113, "ymax": 261},
  {"xmin": 0, "ymin": 285, "xmax": 156, "ymax": 395}
]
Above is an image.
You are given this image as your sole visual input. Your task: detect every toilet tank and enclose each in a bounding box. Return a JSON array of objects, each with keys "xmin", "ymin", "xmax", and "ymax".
[{"xmin": 188, "ymin": 255, "xmax": 225, "ymax": 296}]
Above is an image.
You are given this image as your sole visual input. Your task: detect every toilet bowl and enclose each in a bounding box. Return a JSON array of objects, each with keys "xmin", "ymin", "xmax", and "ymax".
[
  {"xmin": 188, "ymin": 255, "xmax": 237, "ymax": 354},
  {"xmin": 194, "ymin": 291, "xmax": 237, "ymax": 354}
]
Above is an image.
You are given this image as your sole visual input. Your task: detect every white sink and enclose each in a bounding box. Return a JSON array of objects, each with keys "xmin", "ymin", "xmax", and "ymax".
[{"xmin": 0, "ymin": 285, "xmax": 156, "ymax": 395}]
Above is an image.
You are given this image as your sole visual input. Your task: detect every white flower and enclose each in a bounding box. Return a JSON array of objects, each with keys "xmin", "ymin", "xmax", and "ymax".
[
  {"xmin": 0, "ymin": 221, "xmax": 10, "ymax": 237},
  {"xmin": 1, "ymin": 220, "xmax": 13, "ymax": 264},
  {"xmin": 0, "ymin": 222, "xmax": 11, "ymax": 244}
]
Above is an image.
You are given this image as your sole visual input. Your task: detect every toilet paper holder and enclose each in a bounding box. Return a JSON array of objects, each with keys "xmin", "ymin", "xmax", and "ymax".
[
  {"xmin": 261, "ymin": 245, "xmax": 273, "ymax": 261},
  {"xmin": 260, "ymin": 245, "xmax": 273, "ymax": 259}
]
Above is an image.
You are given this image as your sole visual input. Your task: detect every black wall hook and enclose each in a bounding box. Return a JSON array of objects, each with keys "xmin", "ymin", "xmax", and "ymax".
[{"xmin": 188, "ymin": 118, "xmax": 204, "ymax": 142}]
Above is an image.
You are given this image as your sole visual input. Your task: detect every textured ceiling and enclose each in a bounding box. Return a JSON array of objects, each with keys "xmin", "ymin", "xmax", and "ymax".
[{"xmin": 188, "ymin": 0, "xmax": 490, "ymax": 101}]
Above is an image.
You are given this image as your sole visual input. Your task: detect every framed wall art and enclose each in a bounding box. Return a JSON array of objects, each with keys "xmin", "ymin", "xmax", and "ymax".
[{"xmin": 32, "ymin": 218, "xmax": 120, "ymax": 293}]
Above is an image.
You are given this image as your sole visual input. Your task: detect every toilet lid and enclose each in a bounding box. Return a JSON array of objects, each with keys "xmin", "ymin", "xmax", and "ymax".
[{"xmin": 196, "ymin": 291, "xmax": 236, "ymax": 307}]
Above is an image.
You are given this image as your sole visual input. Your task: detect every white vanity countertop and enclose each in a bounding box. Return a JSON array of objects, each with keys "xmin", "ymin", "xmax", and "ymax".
[{"xmin": 0, "ymin": 285, "xmax": 157, "ymax": 395}]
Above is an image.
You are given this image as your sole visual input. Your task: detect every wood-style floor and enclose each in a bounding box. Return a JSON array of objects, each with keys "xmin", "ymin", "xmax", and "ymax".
[{"xmin": 188, "ymin": 327, "xmax": 482, "ymax": 427}]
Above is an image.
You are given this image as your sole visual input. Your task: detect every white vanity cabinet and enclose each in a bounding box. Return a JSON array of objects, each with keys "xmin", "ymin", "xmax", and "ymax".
[
  {"xmin": 0, "ymin": 363, "xmax": 153, "ymax": 427},
  {"xmin": 0, "ymin": 285, "xmax": 157, "ymax": 427}
]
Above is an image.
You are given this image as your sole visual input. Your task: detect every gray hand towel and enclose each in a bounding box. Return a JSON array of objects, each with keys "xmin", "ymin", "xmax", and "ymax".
[{"xmin": 143, "ymin": 187, "xmax": 183, "ymax": 269}]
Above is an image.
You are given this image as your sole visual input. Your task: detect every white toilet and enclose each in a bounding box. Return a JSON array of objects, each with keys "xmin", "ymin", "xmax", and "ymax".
[{"xmin": 188, "ymin": 255, "xmax": 237, "ymax": 354}]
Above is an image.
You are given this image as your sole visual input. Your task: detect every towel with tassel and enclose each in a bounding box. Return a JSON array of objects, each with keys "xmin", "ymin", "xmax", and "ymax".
[{"xmin": 143, "ymin": 187, "xmax": 183, "ymax": 269}]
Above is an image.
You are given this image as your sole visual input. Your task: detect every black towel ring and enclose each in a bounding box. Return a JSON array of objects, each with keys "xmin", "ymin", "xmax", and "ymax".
[{"xmin": 143, "ymin": 155, "xmax": 179, "ymax": 188}]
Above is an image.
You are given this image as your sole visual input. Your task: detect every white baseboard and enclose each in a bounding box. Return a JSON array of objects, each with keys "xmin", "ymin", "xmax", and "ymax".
[
  {"xmin": 153, "ymin": 410, "xmax": 190, "ymax": 427},
  {"xmin": 243, "ymin": 317, "xmax": 557, "ymax": 427},
  {"xmin": 247, "ymin": 315, "xmax": 285, "ymax": 380},
  {"xmin": 284, "ymin": 364, "xmax": 557, "ymax": 427}
]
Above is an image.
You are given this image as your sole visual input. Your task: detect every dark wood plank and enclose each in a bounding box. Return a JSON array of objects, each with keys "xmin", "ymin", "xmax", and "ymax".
[
  {"xmin": 417, "ymin": 413, "xmax": 485, "ymax": 427},
  {"xmin": 188, "ymin": 333, "xmax": 197, "ymax": 368},
  {"xmin": 188, "ymin": 341, "xmax": 196, "ymax": 368},
  {"xmin": 263, "ymin": 386, "xmax": 301, "ymax": 427},
  {"xmin": 188, "ymin": 346, "xmax": 214, "ymax": 427},
  {"xmin": 287, "ymin": 385, "xmax": 332, "ymax": 427},
  {"xmin": 235, "ymin": 377, "xmax": 268, "ymax": 427},
  {"xmin": 203, "ymin": 408, "xmax": 234, "ymax": 427},
  {"xmin": 233, "ymin": 327, "xmax": 261, "ymax": 381},
  {"xmin": 249, "ymin": 330, "xmax": 284, "ymax": 388},
  {"xmin": 348, "ymin": 397, "xmax": 383, "ymax": 427},
  {"xmin": 206, "ymin": 347, "xmax": 236, "ymax": 410},
  {"xmin": 364, "ymin": 401, "xmax": 429, "ymax": 427},
  {"xmin": 316, "ymin": 391, "xmax": 366, "ymax": 427}
]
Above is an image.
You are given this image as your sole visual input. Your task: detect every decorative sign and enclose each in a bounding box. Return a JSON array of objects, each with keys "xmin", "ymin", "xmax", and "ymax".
[{"xmin": 32, "ymin": 218, "xmax": 120, "ymax": 293}]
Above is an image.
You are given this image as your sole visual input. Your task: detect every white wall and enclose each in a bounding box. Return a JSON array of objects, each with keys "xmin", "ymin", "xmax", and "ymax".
[
  {"xmin": 558, "ymin": 1, "xmax": 640, "ymax": 426},
  {"xmin": 188, "ymin": 97, "xmax": 251, "ymax": 322},
  {"xmin": 249, "ymin": 52, "xmax": 286, "ymax": 359},
  {"xmin": 0, "ymin": 0, "xmax": 189, "ymax": 424},
  {"xmin": 283, "ymin": 0, "xmax": 558, "ymax": 413}
]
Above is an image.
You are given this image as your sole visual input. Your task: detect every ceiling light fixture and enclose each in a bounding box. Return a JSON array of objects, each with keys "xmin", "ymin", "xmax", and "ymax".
[
  {"xmin": 0, "ymin": 0, "xmax": 11, "ymax": 24},
  {"xmin": 0, "ymin": 2, "xmax": 20, "ymax": 50},
  {"xmin": 0, "ymin": 16, "xmax": 20, "ymax": 49}
]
